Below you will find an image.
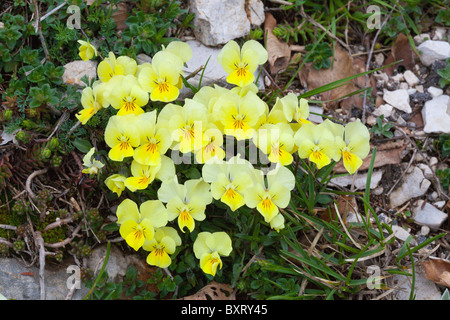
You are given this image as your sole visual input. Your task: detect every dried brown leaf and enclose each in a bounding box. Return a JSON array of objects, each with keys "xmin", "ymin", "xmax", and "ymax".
[
  {"xmin": 264, "ymin": 12, "xmax": 291, "ymax": 75},
  {"xmin": 383, "ymin": 33, "xmax": 419, "ymax": 76},
  {"xmin": 180, "ymin": 281, "xmax": 234, "ymax": 300},
  {"xmin": 111, "ymin": 2, "xmax": 128, "ymax": 31},
  {"xmin": 298, "ymin": 45, "xmax": 370, "ymax": 111},
  {"xmin": 423, "ymin": 258, "xmax": 450, "ymax": 288}
]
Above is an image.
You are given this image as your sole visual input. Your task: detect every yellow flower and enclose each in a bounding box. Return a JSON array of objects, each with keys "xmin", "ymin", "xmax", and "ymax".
[
  {"xmin": 125, "ymin": 156, "xmax": 175, "ymax": 192},
  {"xmin": 269, "ymin": 213, "xmax": 285, "ymax": 232},
  {"xmin": 213, "ymin": 90, "xmax": 266, "ymax": 141},
  {"xmin": 158, "ymin": 177, "xmax": 212, "ymax": 233},
  {"xmin": 162, "ymin": 41, "xmax": 192, "ymax": 64},
  {"xmin": 105, "ymin": 174, "xmax": 126, "ymax": 197},
  {"xmin": 158, "ymin": 100, "xmax": 209, "ymax": 154},
  {"xmin": 106, "ymin": 75, "xmax": 149, "ymax": 116},
  {"xmin": 75, "ymin": 82, "xmax": 109, "ymax": 125},
  {"xmin": 244, "ymin": 165, "xmax": 294, "ymax": 223},
  {"xmin": 116, "ymin": 199, "xmax": 168, "ymax": 251},
  {"xmin": 81, "ymin": 147, "xmax": 104, "ymax": 175},
  {"xmin": 217, "ymin": 40, "xmax": 268, "ymax": 87},
  {"xmin": 331, "ymin": 119, "xmax": 370, "ymax": 174},
  {"xmin": 194, "ymin": 124, "xmax": 225, "ymax": 164},
  {"xmin": 133, "ymin": 110, "xmax": 172, "ymax": 166},
  {"xmin": 253, "ymin": 123, "xmax": 295, "ymax": 166},
  {"xmin": 294, "ymin": 122, "xmax": 340, "ymax": 169},
  {"xmin": 97, "ymin": 52, "xmax": 137, "ymax": 83},
  {"xmin": 142, "ymin": 226, "xmax": 181, "ymax": 268},
  {"xmin": 104, "ymin": 114, "xmax": 140, "ymax": 162},
  {"xmin": 276, "ymin": 93, "xmax": 312, "ymax": 127},
  {"xmin": 193, "ymin": 232, "xmax": 232, "ymax": 276},
  {"xmin": 138, "ymin": 50, "xmax": 184, "ymax": 102},
  {"xmin": 77, "ymin": 40, "xmax": 97, "ymax": 61},
  {"xmin": 202, "ymin": 155, "xmax": 253, "ymax": 211}
]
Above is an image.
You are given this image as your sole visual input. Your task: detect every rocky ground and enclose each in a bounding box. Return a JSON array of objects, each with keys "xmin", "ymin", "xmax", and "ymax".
[{"xmin": 1, "ymin": 0, "xmax": 449, "ymax": 300}]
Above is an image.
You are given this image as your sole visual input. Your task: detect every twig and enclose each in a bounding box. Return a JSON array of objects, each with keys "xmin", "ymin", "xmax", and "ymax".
[
  {"xmin": 0, "ymin": 237, "xmax": 14, "ymax": 248},
  {"xmin": 32, "ymin": 0, "xmax": 50, "ymax": 61},
  {"xmin": 35, "ymin": 231, "xmax": 47, "ymax": 300},
  {"xmin": 39, "ymin": 1, "xmax": 67, "ymax": 22},
  {"xmin": 26, "ymin": 168, "xmax": 49, "ymax": 200},
  {"xmin": 43, "ymin": 217, "xmax": 73, "ymax": 232},
  {"xmin": 362, "ymin": 8, "xmax": 394, "ymax": 124},
  {"xmin": 44, "ymin": 223, "xmax": 82, "ymax": 249},
  {"xmin": 0, "ymin": 224, "xmax": 17, "ymax": 231}
]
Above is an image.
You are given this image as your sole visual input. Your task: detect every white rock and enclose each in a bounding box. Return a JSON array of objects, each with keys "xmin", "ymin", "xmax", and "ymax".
[
  {"xmin": 415, "ymin": 85, "xmax": 424, "ymax": 93},
  {"xmin": 392, "ymin": 225, "xmax": 416, "ymax": 244},
  {"xmin": 389, "ymin": 167, "xmax": 431, "ymax": 208},
  {"xmin": 420, "ymin": 226, "xmax": 430, "ymax": 236},
  {"xmin": 432, "ymin": 27, "xmax": 446, "ymax": 41},
  {"xmin": 414, "ymin": 33, "xmax": 431, "ymax": 45},
  {"xmin": 391, "ymin": 73, "xmax": 404, "ymax": 82},
  {"xmin": 417, "ymin": 40, "xmax": 450, "ymax": 66},
  {"xmin": 427, "ymin": 86, "xmax": 443, "ymax": 98},
  {"xmin": 329, "ymin": 170, "xmax": 383, "ymax": 190},
  {"xmin": 62, "ymin": 60, "xmax": 97, "ymax": 87},
  {"xmin": 393, "ymin": 270, "xmax": 443, "ymax": 300},
  {"xmin": 247, "ymin": 0, "xmax": 265, "ymax": 27},
  {"xmin": 434, "ymin": 201, "xmax": 446, "ymax": 209},
  {"xmin": 407, "ymin": 88, "xmax": 417, "ymax": 95},
  {"xmin": 421, "ymin": 95, "xmax": 450, "ymax": 134},
  {"xmin": 399, "ymin": 82, "xmax": 409, "ymax": 90},
  {"xmin": 308, "ymin": 105, "xmax": 324, "ymax": 123},
  {"xmin": 189, "ymin": 0, "xmax": 251, "ymax": 46},
  {"xmin": 413, "ymin": 200, "xmax": 448, "ymax": 230},
  {"xmin": 383, "ymin": 89, "xmax": 412, "ymax": 113},
  {"xmin": 373, "ymin": 104, "xmax": 393, "ymax": 118},
  {"xmin": 403, "ymin": 70, "xmax": 420, "ymax": 87},
  {"xmin": 374, "ymin": 53, "xmax": 384, "ymax": 66},
  {"xmin": 418, "ymin": 163, "xmax": 434, "ymax": 179}
]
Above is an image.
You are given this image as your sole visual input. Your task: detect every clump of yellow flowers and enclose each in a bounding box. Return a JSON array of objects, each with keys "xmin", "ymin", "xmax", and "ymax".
[{"xmin": 76, "ymin": 39, "xmax": 371, "ymax": 277}]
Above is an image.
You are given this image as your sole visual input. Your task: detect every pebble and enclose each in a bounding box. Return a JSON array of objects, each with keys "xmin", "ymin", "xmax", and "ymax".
[
  {"xmin": 413, "ymin": 200, "xmax": 448, "ymax": 230},
  {"xmin": 417, "ymin": 40, "xmax": 450, "ymax": 66},
  {"xmin": 421, "ymin": 95, "xmax": 450, "ymax": 134},
  {"xmin": 373, "ymin": 104, "xmax": 393, "ymax": 118},
  {"xmin": 62, "ymin": 60, "xmax": 97, "ymax": 87},
  {"xmin": 403, "ymin": 70, "xmax": 420, "ymax": 87},
  {"xmin": 389, "ymin": 166, "xmax": 431, "ymax": 208},
  {"xmin": 427, "ymin": 86, "xmax": 443, "ymax": 98},
  {"xmin": 383, "ymin": 89, "xmax": 412, "ymax": 113}
]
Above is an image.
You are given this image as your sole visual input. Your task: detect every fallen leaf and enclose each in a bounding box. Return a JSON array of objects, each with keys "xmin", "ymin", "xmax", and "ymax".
[
  {"xmin": 320, "ymin": 195, "xmax": 358, "ymax": 224},
  {"xmin": 298, "ymin": 44, "xmax": 372, "ymax": 111},
  {"xmin": 180, "ymin": 281, "xmax": 234, "ymax": 300},
  {"xmin": 110, "ymin": 2, "xmax": 128, "ymax": 31},
  {"xmin": 264, "ymin": 12, "xmax": 291, "ymax": 75},
  {"xmin": 383, "ymin": 33, "xmax": 419, "ymax": 76},
  {"xmin": 423, "ymin": 258, "xmax": 450, "ymax": 288}
]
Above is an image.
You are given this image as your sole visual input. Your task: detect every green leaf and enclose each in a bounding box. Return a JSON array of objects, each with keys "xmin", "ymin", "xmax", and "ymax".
[{"xmin": 72, "ymin": 138, "xmax": 93, "ymax": 154}]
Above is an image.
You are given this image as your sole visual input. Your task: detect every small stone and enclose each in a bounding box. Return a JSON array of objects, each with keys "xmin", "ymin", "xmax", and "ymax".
[
  {"xmin": 433, "ymin": 201, "xmax": 446, "ymax": 209},
  {"xmin": 390, "ymin": 167, "xmax": 430, "ymax": 208},
  {"xmin": 420, "ymin": 225, "xmax": 430, "ymax": 236},
  {"xmin": 189, "ymin": 0, "xmax": 251, "ymax": 46},
  {"xmin": 391, "ymin": 73, "xmax": 404, "ymax": 82},
  {"xmin": 373, "ymin": 104, "xmax": 393, "ymax": 118},
  {"xmin": 432, "ymin": 27, "xmax": 446, "ymax": 41},
  {"xmin": 308, "ymin": 105, "xmax": 324, "ymax": 123},
  {"xmin": 418, "ymin": 163, "xmax": 434, "ymax": 179},
  {"xmin": 62, "ymin": 60, "xmax": 97, "ymax": 87},
  {"xmin": 417, "ymin": 40, "xmax": 450, "ymax": 66},
  {"xmin": 366, "ymin": 115, "xmax": 377, "ymax": 126},
  {"xmin": 399, "ymin": 82, "xmax": 409, "ymax": 90},
  {"xmin": 427, "ymin": 86, "xmax": 443, "ymax": 98},
  {"xmin": 421, "ymin": 95, "xmax": 450, "ymax": 134},
  {"xmin": 403, "ymin": 70, "xmax": 420, "ymax": 87},
  {"xmin": 415, "ymin": 85, "xmax": 424, "ymax": 93},
  {"xmin": 429, "ymin": 157, "xmax": 438, "ymax": 167},
  {"xmin": 330, "ymin": 170, "xmax": 383, "ymax": 190},
  {"xmin": 392, "ymin": 225, "xmax": 416, "ymax": 244},
  {"xmin": 414, "ymin": 33, "xmax": 431, "ymax": 45},
  {"xmin": 393, "ymin": 271, "xmax": 443, "ymax": 300},
  {"xmin": 413, "ymin": 200, "xmax": 448, "ymax": 230},
  {"xmin": 374, "ymin": 53, "xmax": 384, "ymax": 66},
  {"xmin": 247, "ymin": 0, "xmax": 265, "ymax": 27},
  {"xmin": 383, "ymin": 89, "xmax": 411, "ymax": 113}
]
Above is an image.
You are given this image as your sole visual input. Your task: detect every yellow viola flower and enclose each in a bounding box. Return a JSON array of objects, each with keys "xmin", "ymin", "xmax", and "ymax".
[
  {"xmin": 116, "ymin": 199, "xmax": 168, "ymax": 251},
  {"xmin": 253, "ymin": 123, "xmax": 295, "ymax": 166},
  {"xmin": 81, "ymin": 147, "xmax": 104, "ymax": 175},
  {"xmin": 142, "ymin": 226, "xmax": 181, "ymax": 268},
  {"xmin": 157, "ymin": 177, "xmax": 212, "ymax": 233},
  {"xmin": 334, "ymin": 119, "xmax": 370, "ymax": 174},
  {"xmin": 77, "ymin": 40, "xmax": 98, "ymax": 61},
  {"xmin": 276, "ymin": 93, "xmax": 312, "ymax": 127},
  {"xmin": 106, "ymin": 75, "xmax": 149, "ymax": 116},
  {"xmin": 75, "ymin": 82, "xmax": 109, "ymax": 125},
  {"xmin": 269, "ymin": 213, "xmax": 285, "ymax": 232},
  {"xmin": 213, "ymin": 90, "xmax": 266, "ymax": 141},
  {"xmin": 104, "ymin": 114, "xmax": 140, "ymax": 162},
  {"xmin": 158, "ymin": 100, "xmax": 209, "ymax": 154},
  {"xmin": 294, "ymin": 122, "xmax": 340, "ymax": 169},
  {"xmin": 244, "ymin": 165, "xmax": 294, "ymax": 223},
  {"xmin": 104, "ymin": 174, "xmax": 126, "ymax": 197},
  {"xmin": 202, "ymin": 155, "xmax": 253, "ymax": 211},
  {"xmin": 194, "ymin": 124, "xmax": 225, "ymax": 164},
  {"xmin": 133, "ymin": 111, "xmax": 172, "ymax": 166},
  {"xmin": 97, "ymin": 52, "xmax": 137, "ymax": 83},
  {"xmin": 217, "ymin": 40, "xmax": 268, "ymax": 87},
  {"xmin": 125, "ymin": 155, "xmax": 175, "ymax": 192},
  {"xmin": 138, "ymin": 50, "xmax": 184, "ymax": 102},
  {"xmin": 162, "ymin": 40, "xmax": 192, "ymax": 64},
  {"xmin": 193, "ymin": 232, "xmax": 232, "ymax": 276}
]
